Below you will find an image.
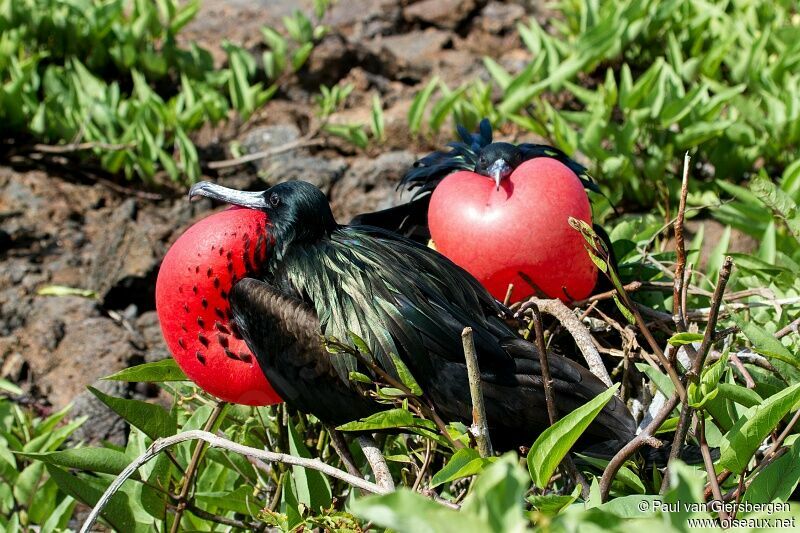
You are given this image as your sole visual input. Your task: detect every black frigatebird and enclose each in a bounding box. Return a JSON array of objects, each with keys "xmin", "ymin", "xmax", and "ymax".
[{"xmin": 188, "ymin": 179, "xmax": 636, "ymax": 451}]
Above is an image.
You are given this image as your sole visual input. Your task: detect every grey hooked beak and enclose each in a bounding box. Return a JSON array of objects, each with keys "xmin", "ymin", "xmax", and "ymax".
[
  {"xmin": 487, "ymin": 159, "xmax": 513, "ymax": 191},
  {"xmin": 189, "ymin": 181, "xmax": 268, "ymax": 209}
]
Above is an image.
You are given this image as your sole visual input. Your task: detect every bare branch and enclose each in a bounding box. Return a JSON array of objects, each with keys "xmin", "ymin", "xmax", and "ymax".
[
  {"xmin": 170, "ymin": 402, "xmax": 227, "ymax": 533},
  {"xmin": 207, "ymin": 125, "xmax": 325, "ymax": 169},
  {"xmin": 530, "ymin": 304, "xmax": 589, "ymax": 498},
  {"xmin": 600, "ymin": 393, "xmax": 678, "ymax": 501},
  {"xmin": 326, "ymin": 424, "xmax": 364, "ymax": 481},
  {"xmin": 412, "ymin": 440, "xmax": 433, "ymax": 492},
  {"xmin": 32, "ymin": 141, "xmax": 134, "ymax": 153},
  {"xmin": 531, "ymin": 305, "xmax": 558, "ymax": 427},
  {"xmin": 517, "ymin": 298, "xmax": 613, "ymax": 387},
  {"xmin": 662, "ymin": 256, "xmax": 734, "ymax": 493},
  {"xmin": 80, "ymin": 430, "xmax": 391, "ymax": 532},
  {"xmin": 700, "ymin": 414, "xmax": 728, "ymax": 522},
  {"xmin": 728, "ymin": 354, "xmax": 755, "ymax": 389},
  {"xmin": 356, "ymin": 435, "xmax": 396, "ymax": 491},
  {"xmin": 775, "ymin": 316, "xmax": 800, "ymax": 339},
  {"xmin": 571, "ymin": 281, "xmax": 643, "ymax": 308},
  {"xmin": 673, "ymin": 152, "xmax": 691, "ymax": 332},
  {"xmin": 503, "ymin": 283, "xmax": 515, "ymax": 306},
  {"xmin": 462, "ymin": 327, "xmax": 493, "ymax": 457}
]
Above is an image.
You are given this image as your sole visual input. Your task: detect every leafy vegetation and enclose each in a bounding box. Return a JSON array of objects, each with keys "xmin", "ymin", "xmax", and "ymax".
[
  {"xmin": 3, "ymin": 0, "xmax": 800, "ymax": 531},
  {"xmin": 0, "ymin": 0, "xmax": 329, "ymax": 182},
  {"xmin": 412, "ymin": 0, "xmax": 799, "ymax": 209}
]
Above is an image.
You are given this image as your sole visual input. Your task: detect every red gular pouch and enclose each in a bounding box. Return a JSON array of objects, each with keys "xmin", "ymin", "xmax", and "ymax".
[
  {"xmin": 428, "ymin": 157, "xmax": 598, "ymax": 304},
  {"xmin": 156, "ymin": 207, "xmax": 282, "ymax": 406}
]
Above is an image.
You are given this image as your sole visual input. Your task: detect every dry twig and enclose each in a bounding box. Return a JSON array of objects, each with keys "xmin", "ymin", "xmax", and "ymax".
[
  {"xmin": 673, "ymin": 152, "xmax": 691, "ymax": 332},
  {"xmin": 462, "ymin": 327, "xmax": 493, "ymax": 457},
  {"xmin": 530, "ymin": 304, "xmax": 589, "ymax": 498},
  {"xmin": 80, "ymin": 430, "xmax": 392, "ymax": 532},
  {"xmin": 700, "ymin": 414, "xmax": 728, "ymax": 522},
  {"xmin": 516, "ymin": 298, "xmax": 613, "ymax": 387},
  {"xmin": 170, "ymin": 402, "xmax": 227, "ymax": 532},
  {"xmin": 599, "ymin": 393, "xmax": 677, "ymax": 501},
  {"xmin": 662, "ymin": 256, "xmax": 734, "ymax": 493},
  {"xmin": 357, "ymin": 435, "xmax": 396, "ymax": 491}
]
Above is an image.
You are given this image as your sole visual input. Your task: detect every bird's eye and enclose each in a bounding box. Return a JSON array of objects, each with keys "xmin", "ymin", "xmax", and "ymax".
[{"xmin": 269, "ymin": 192, "xmax": 281, "ymax": 207}]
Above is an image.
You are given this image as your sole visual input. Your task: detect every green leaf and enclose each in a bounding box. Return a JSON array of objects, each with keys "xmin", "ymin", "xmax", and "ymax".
[
  {"xmin": 718, "ymin": 382, "xmax": 800, "ymax": 474},
  {"xmin": 36, "ymin": 285, "xmax": 98, "ymax": 299},
  {"xmin": 462, "ymin": 453, "xmax": 530, "ymax": 533},
  {"xmin": 429, "ymin": 85, "xmax": 467, "ymax": 133},
  {"xmin": 103, "ymin": 359, "xmax": 187, "ymax": 382},
  {"xmin": 348, "ymin": 371, "xmax": 373, "ymax": 384},
  {"xmin": 688, "ymin": 351, "xmax": 727, "ymax": 409},
  {"xmin": 715, "ymin": 383, "xmax": 762, "ymax": 408},
  {"xmin": 668, "ymin": 332, "xmax": 704, "ymax": 346},
  {"xmin": 351, "ymin": 489, "xmax": 475, "ymax": 533},
  {"xmin": 527, "ymin": 384, "xmax": 620, "ymax": 487},
  {"xmin": 733, "ymin": 315, "xmax": 800, "ymax": 371},
  {"xmin": 527, "ymin": 490, "xmax": 579, "ymax": 515},
  {"xmin": 483, "ymin": 57, "xmax": 511, "ymax": 90},
  {"xmin": 430, "ymin": 448, "xmax": 495, "ymax": 488},
  {"xmin": 0, "ymin": 378, "xmax": 22, "ymax": 395},
  {"xmin": 89, "ymin": 386, "xmax": 176, "ymax": 440},
  {"xmin": 45, "ymin": 465, "xmax": 137, "ymax": 532},
  {"xmin": 41, "ymin": 495, "xmax": 77, "ymax": 533},
  {"xmin": 291, "ymin": 42, "xmax": 314, "ymax": 71},
  {"xmin": 19, "ymin": 448, "xmax": 133, "ymax": 477},
  {"xmin": 408, "ymin": 76, "xmax": 439, "ymax": 134},
  {"xmin": 337, "ymin": 408, "xmax": 436, "ymax": 433},
  {"xmin": 742, "ymin": 441, "xmax": 800, "ymax": 505},
  {"xmin": 389, "ymin": 352, "xmax": 422, "ymax": 396},
  {"xmin": 169, "ymin": 0, "xmax": 200, "ymax": 34},
  {"xmin": 196, "ymin": 486, "xmax": 261, "ymax": 515},
  {"xmin": 576, "ymin": 454, "xmax": 645, "ymax": 494},
  {"xmin": 371, "ymin": 93, "xmax": 385, "ymax": 141},
  {"xmin": 287, "ymin": 421, "xmax": 332, "ymax": 511},
  {"xmin": 280, "ymin": 472, "xmax": 304, "ymax": 529}
]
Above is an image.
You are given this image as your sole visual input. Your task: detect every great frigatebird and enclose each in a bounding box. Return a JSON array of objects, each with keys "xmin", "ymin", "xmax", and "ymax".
[
  {"xmin": 350, "ymin": 118, "xmax": 605, "ymax": 239},
  {"xmin": 188, "ymin": 179, "xmax": 636, "ymax": 451}
]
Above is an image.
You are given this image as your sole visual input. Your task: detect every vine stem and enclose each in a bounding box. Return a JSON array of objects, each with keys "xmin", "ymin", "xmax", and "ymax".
[{"xmin": 79, "ymin": 430, "xmax": 391, "ymax": 532}]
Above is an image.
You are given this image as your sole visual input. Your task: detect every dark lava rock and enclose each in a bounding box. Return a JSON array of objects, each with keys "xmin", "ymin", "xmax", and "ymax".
[
  {"xmin": 376, "ymin": 28, "xmax": 453, "ymax": 80},
  {"xmin": 326, "ymin": 0, "xmax": 403, "ymax": 40},
  {"xmin": 239, "ymin": 124, "xmax": 349, "ymax": 191},
  {"xmin": 87, "ymin": 199, "xmax": 160, "ymax": 311},
  {"xmin": 478, "ymin": 1, "xmax": 526, "ymax": 34},
  {"xmin": 136, "ymin": 311, "xmax": 170, "ymax": 364},
  {"xmin": 304, "ymin": 33, "xmax": 399, "ymax": 88},
  {"xmin": 330, "ymin": 150, "xmax": 416, "ymax": 221},
  {"xmin": 404, "ymin": 0, "xmax": 478, "ymax": 30},
  {"xmin": 18, "ymin": 294, "xmax": 139, "ymax": 408},
  {"xmin": 69, "ymin": 380, "xmax": 130, "ymax": 446}
]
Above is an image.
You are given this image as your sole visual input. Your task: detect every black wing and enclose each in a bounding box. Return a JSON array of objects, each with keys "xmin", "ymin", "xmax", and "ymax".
[
  {"xmin": 272, "ymin": 225, "xmax": 516, "ymax": 385},
  {"xmin": 229, "ymin": 278, "xmax": 379, "ymax": 424}
]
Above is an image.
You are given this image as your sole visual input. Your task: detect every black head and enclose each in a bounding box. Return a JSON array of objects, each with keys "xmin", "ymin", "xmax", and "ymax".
[
  {"xmin": 475, "ymin": 142, "xmax": 523, "ymax": 190},
  {"xmin": 189, "ymin": 180, "xmax": 338, "ymax": 255}
]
